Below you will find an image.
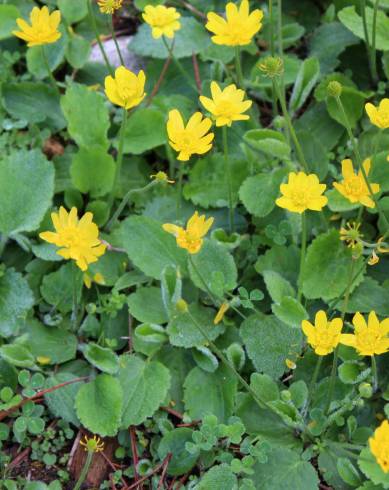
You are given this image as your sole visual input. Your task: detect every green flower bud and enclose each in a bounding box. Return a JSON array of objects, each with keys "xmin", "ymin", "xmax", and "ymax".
[
  {"xmin": 258, "ymin": 56, "xmax": 284, "ymax": 79},
  {"xmin": 176, "ymin": 299, "xmax": 189, "ymax": 313},
  {"xmin": 359, "ymin": 382, "xmax": 373, "ymax": 399},
  {"xmin": 327, "ymin": 80, "xmax": 342, "ymax": 97},
  {"xmin": 281, "ymin": 390, "xmax": 291, "ymax": 402}
]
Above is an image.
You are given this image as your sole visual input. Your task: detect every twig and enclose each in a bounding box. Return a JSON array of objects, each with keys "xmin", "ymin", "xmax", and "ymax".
[
  {"xmin": 101, "ymin": 451, "xmax": 128, "ymax": 488},
  {"xmin": 157, "ymin": 453, "xmax": 172, "ymax": 490},
  {"xmin": 146, "ymin": 56, "xmax": 172, "ymax": 107},
  {"xmin": 160, "ymin": 406, "xmax": 184, "ymax": 420},
  {"xmin": 7, "ymin": 447, "xmax": 31, "ymax": 470},
  {"xmin": 129, "ymin": 427, "xmax": 140, "ymax": 489},
  {"xmin": 192, "ymin": 53, "xmax": 201, "ymax": 92},
  {"xmin": 125, "ymin": 455, "xmax": 172, "ymax": 490}
]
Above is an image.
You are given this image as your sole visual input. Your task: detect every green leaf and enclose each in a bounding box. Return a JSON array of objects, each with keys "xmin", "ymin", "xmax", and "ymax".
[
  {"xmin": 2, "ymin": 82, "xmax": 65, "ymax": 130},
  {"xmin": 250, "ymin": 373, "xmax": 280, "ymax": 403},
  {"xmin": 118, "ymin": 354, "xmax": 170, "ymax": 427},
  {"xmin": 262, "ymin": 271, "xmax": 295, "ymax": 303},
  {"xmin": 183, "ymin": 364, "xmax": 237, "ymax": 423},
  {"xmin": 289, "ymin": 380, "xmax": 308, "ymax": 409},
  {"xmin": 44, "ymin": 373, "xmax": 82, "ymax": 426},
  {"xmin": 295, "ymin": 130, "xmax": 329, "ymax": 179},
  {"xmin": 167, "ymin": 303, "xmax": 224, "ymax": 348},
  {"xmin": 130, "ymin": 17, "xmax": 211, "ymax": 59},
  {"xmin": 75, "ymin": 374, "xmax": 123, "ymax": 437},
  {"xmin": 243, "ymin": 130, "xmax": 291, "ymax": 159},
  {"xmin": 289, "ymin": 57, "xmax": 320, "ymax": 113},
  {"xmin": 58, "ymin": 0, "xmax": 88, "ymax": 23},
  {"xmin": 71, "ymin": 147, "xmax": 115, "ymax": 198},
  {"xmin": 0, "ymin": 344, "xmax": 35, "ymax": 368},
  {"xmin": 358, "ymin": 447, "xmax": 389, "ymax": 488},
  {"xmin": 240, "ymin": 168, "xmax": 287, "ymax": 218},
  {"xmin": 197, "ymin": 464, "xmax": 238, "ymax": 489},
  {"xmin": 184, "ymin": 153, "xmax": 250, "ymax": 208},
  {"xmin": 346, "ymin": 277, "xmax": 389, "ymax": 316},
  {"xmin": 0, "ymin": 5, "xmax": 20, "ymax": 40},
  {"xmin": 188, "ymin": 240, "xmax": 237, "ymax": 295},
  {"xmin": 128, "ymin": 287, "xmax": 168, "ymax": 324},
  {"xmin": 65, "ymin": 34, "xmax": 91, "ymax": 69},
  {"xmin": 116, "ymin": 215, "xmax": 187, "ymax": 280},
  {"xmin": 26, "ymin": 320, "xmax": 77, "ymax": 365},
  {"xmin": 326, "ymin": 189, "xmax": 360, "ymax": 212},
  {"xmin": 272, "ymin": 296, "xmax": 309, "ymax": 329},
  {"xmin": 240, "ymin": 315, "xmax": 302, "ymax": 379},
  {"xmin": 158, "ymin": 428, "xmax": 198, "ymax": 476},
  {"xmin": 0, "ymin": 269, "xmax": 34, "ymax": 338},
  {"xmin": 121, "ymin": 108, "xmax": 166, "ymax": 154},
  {"xmin": 326, "ymin": 85, "xmax": 366, "ymax": 129},
  {"xmin": 41, "ymin": 263, "xmax": 82, "ymax": 314},
  {"xmin": 83, "ymin": 343, "xmax": 119, "ymax": 374},
  {"xmin": 255, "ymin": 245, "xmax": 299, "ymax": 285},
  {"xmin": 301, "ymin": 230, "xmax": 364, "ymax": 301},
  {"xmin": 337, "ymin": 458, "xmax": 362, "ymax": 486},
  {"xmin": 249, "ymin": 447, "xmax": 319, "ymax": 490},
  {"xmin": 338, "ymin": 361, "xmax": 369, "ymax": 385},
  {"xmin": 26, "ymin": 29, "xmax": 67, "ymax": 79},
  {"xmin": 60, "ymin": 83, "xmax": 110, "ymax": 150},
  {"xmin": 0, "ymin": 150, "xmax": 54, "ymax": 235},
  {"xmin": 339, "ymin": 6, "xmax": 389, "ymax": 51}
]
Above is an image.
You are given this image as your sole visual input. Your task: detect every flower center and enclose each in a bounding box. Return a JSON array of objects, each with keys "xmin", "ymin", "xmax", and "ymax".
[
  {"xmin": 358, "ymin": 330, "xmax": 380, "ymax": 349},
  {"xmin": 119, "ymin": 85, "xmax": 137, "ymax": 101},
  {"xmin": 291, "ymin": 190, "xmax": 308, "ymax": 207},
  {"xmin": 215, "ymin": 100, "xmax": 236, "ymax": 118},
  {"xmin": 61, "ymin": 228, "xmax": 83, "ymax": 249},
  {"xmin": 344, "ymin": 176, "xmax": 363, "ymax": 196}
]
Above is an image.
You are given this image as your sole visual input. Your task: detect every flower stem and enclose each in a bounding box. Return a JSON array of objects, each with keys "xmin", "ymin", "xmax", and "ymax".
[
  {"xmin": 108, "ymin": 108, "xmax": 128, "ymax": 213},
  {"xmin": 277, "ymin": 0, "xmax": 283, "ymax": 56},
  {"xmin": 297, "ymin": 212, "xmax": 307, "ymax": 302},
  {"xmin": 71, "ymin": 263, "xmax": 80, "ymax": 331},
  {"xmin": 41, "ymin": 45, "xmax": 60, "ymax": 95},
  {"xmin": 162, "ymin": 37, "xmax": 198, "ymax": 93},
  {"xmin": 371, "ymin": 355, "xmax": 378, "ymax": 392},
  {"xmin": 268, "ymin": 0, "xmax": 275, "ymax": 56},
  {"xmin": 274, "ymin": 79, "xmax": 309, "ymax": 172},
  {"xmin": 222, "ymin": 126, "xmax": 235, "ymax": 234},
  {"xmin": 0, "ymin": 234, "xmax": 8, "ymax": 258},
  {"xmin": 361, "ymin": 0, "xmax": 375, "ymax": 83},
  {"xmin": 325, "ymin": 258, "xmax": 356, "ymax": 414},
  {"xmin": 88, "ymin": 0, "xmax": 114, "ymax": 76},
  {"xmin": 303, "ymin": 355, "xmax": 323, "ymax": 418},
  {"xmin": 110, "ymin": 15, "xmax": 125, "ymax": 66},
  {"xmin": 371, "ymin": 0, "xmax": 380, "ymax": 84},
  {"xmin": 74, "ymin": 451, "xmax": 93, "ymax": 490},
  {"xmin": 335, "ymin": 95, "xmax": 389, "ymax": 235},
  {"xmin": 106, "ymin": 180, "xmax": 159, "ymax": 231},
  {"xmin": 234, "ymin": 46, "xmax": 244, "ymax": 88},
  {"xmin": 176, "ymin": 163, "xmax": 184, "ymax": 221}
]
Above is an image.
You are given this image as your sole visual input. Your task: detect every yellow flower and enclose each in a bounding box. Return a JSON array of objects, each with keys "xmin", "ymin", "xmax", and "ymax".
[
  {"xmin": 369, "ymin": 420, "xmax": 389, "ymax": 473},
  {"xmin": 365, "ymin": 99, "xmax": 389, "ymax": 129},
  {"xmin": 167, "ymin": 110, "xmax": 214, "ymax": 161},
  {"xmin": 275, "ymin": 171, "xmax": 328, "ymax": 214},
  {"xmin": 83, "ymin": 272, "xmax": 106, "ymax": 289},
  {"xmin": 340, "ymin": 311, "xmax": 389, "ymax": 356},
  {"xmin": 97, "ymin": 0, "xmax": 123, "ymax": 14},
  {"xmin": 285, "ymin": 359, "xmax": 297, "ymax": 370},
  {"xmin": 333, "ymin": 158, "xmax": 380, "ymax": 208},
  {"xmin": 377, "ymin": 237, "xmax": 389, "ymax": 254},
  {"xmin": 163, "ymin": 211, "xmax": 214, "ymax": 254},
  {"xmin": 13, "ymin": 6, "xmax": 61, "ymax": 47},
  {"xmin": 80, "ymin": 435, "xmax": 105, "ymax": 453},
  {"xmin": 150, "ymin": 171, "xmax": 175, "ymax": 184},
  {"xmin": 142, "ymin": 5, "xmax": 181, "ymax": 39},
  {"xmin": 206, "ymin": 0, "xmax": 263, "ymax": 46},
  {"xmin": 37, "ymin": 356, "xmax": 51, "ymax": 365},
  {"xmin": 302, "ymin": 310, "xmax": 343, "ymax": 356},
  {"xmin": 199, "ymin": 82, "xmax": 252, "ymax": 127},
  {"xmin": 214, "ymin": 303, "xmax": 229, "ymax": 325},
  {"xmin": 104, "ymin": 66, "xmax": 146, "ymax": 110},
  {"xmin": 39, "ymin": 207, "xmax": 106, "ymax": 272},
  {"xmin": 339, "ymin": 221, "xmax": 363, "ymax": 248}
]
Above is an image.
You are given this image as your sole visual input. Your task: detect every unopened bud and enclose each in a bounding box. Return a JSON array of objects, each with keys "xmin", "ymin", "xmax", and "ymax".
[
  {"xmin": 176, "ymin": 299, "xmax": 188, "ymax": 313},
  {"xmin": 258, "ymin": 56, "xmax": 284, "ymax": 79},
  {"xmin": 327, "ymin": 81, "xmax": 342, "ymax": 98},
  {"xmin": 359, "ymin": 382, "xmax": 373, "ymax": 399}
]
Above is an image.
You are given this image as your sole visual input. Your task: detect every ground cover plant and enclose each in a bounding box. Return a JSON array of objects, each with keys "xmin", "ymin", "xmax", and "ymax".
[{"xmin": 0, "ymin": 0, "xmax": 389, "ymax": 488}]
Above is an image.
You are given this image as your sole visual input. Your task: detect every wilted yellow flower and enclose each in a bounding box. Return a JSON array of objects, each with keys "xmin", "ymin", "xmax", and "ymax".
[
  {"xmin": 377, "ymin": 237, "xmax": 389, "ymax": 254},
  {"xmin": 340, "ymin": 311, "xmax": 389, "ymax": 356},
  {"xmin": 365, "ymin": 99, "xmax": 389, "ymax": 129},
  {"xmin": 142, "ymin": 5, "xmax": 181, "ymax": 39},
  {"xmin": 368, "ymin": 250, "xmax": 380, "ymax": 266},
  {"xmin": 333, "ymin": 159, "xmax": 380, "ymax": 208},
  {"xmin": 13, "ymin": 6, "xmax": 61, "ymax": 47},
  {"xmin": 369, "ymin": 420, "xmax": 389, "ymax": 473},
  {"xmin": 285, "ymin": 359, "xmax": 297, "ymax": 370},
  {"xmin": 276, "ymin": 171, "xmax": 328, "ymax": 214},
  {"xmin": 80, "ymin": 435, "xmax": 105, "ymax": 453},
  {"xmin": 206, "ymin": 0, "xmax": 263, "ymax": 46},
  {"xmin": 163, "ymin": 211, "xmax": 214, "ymax": 254},
  {"xmin": 97, "ymin": 0, "xmax": 123, "ymax": 14},
  {"xmin": 199, "ymin": 82, "xmax": 252, "ymax": 127},
  {"xmin": 167, "ymin": 110, "xmax": 214, "ymax": 161},
  {"xmin": 39, "ymin": 207, "xmax": 106, "ymax": 272},
  {"xmin": 302, "ymin": 310, "xmax": 343, "ymax": 356},
  {"xmin": 150, "ymin": 171, "xmax": 175, "ymax": 184},
  {"xmin": 214, "ymin": 303, "xmax": 229, "ymax": 325},
  {"xmin": 83, "ymin": 272, "xmax": 106, "ymax": 289},
  {"xmin": 339, "ymin": 221, "xmax": 363, "ymax": 248},
  {"xmin": 105, "ymin": 66, "xmax": 146, "ymax": 110}
]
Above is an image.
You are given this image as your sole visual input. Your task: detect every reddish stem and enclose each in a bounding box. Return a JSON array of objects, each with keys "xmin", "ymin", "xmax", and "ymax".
[{"xmin": 129, "ymin": 426, "xmax": 140, "ymax": 489}]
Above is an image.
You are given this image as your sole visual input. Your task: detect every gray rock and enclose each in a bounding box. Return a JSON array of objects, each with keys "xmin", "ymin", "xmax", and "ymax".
[{"xmin": 89, "ymin": 35, "xmax": 144, "ymax": 72}]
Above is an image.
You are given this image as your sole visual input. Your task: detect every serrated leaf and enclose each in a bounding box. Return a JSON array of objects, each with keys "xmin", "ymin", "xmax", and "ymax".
[
  {"xmin": 0, "ymin": 150, "xmax": 54, "ymax": 235},
  {"xmin": 263, "ymin": 271, "xmax": 295, "ymax": 303},
  {"xmin": 44, "ymin": 373, "xmax": 82, "ymax": 426},
  {"xmin": 183, "ymin": 364, "xmax": 237, "ymax": 423},
  {"xmin": 116, "ymin": 215, "xmax": 187, "ymax": 280},
  {"xmin": 272, "ymin": 297, "xmax": 308, "ymax": 329},
  {"xmin": 71, "ymin": 147, "xmax": 115, "ymax": 197},
  {"xmin": 197, "ymin": 464, "xmax": 238, "ymax": 489},
  {"xmin": 0, "ymin": 269, "xmax": 34, "ymax": 338},
  {"xmin": 83, "ymin": 343, "xmax": 119, "ymax": 374},
  {"xmin": 118, "ymin": 354, "xmax": 170, "ymax": 427},
  {"xmin": 240, "ymin": 315, "xmax": 302, "ymax": 379},
  {"xmin": 250, "ymin": 373, "xmax": 279, "ymax": 403},
  {"xmin": 239, "ymin": 168, "xmax": 287, "ymax": 218},
  {"xmin": 188, "ymin": 239, "xmax": 237, "ymax": 295},
  {"xmin": 75, "ymin": 374, "xmax": 123, "ymax": 437},
  {"xmin": 301, "ymin": 230, "xmax": 365, "ymax": 301}
]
